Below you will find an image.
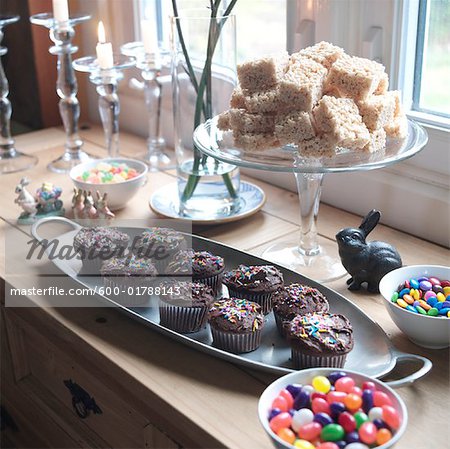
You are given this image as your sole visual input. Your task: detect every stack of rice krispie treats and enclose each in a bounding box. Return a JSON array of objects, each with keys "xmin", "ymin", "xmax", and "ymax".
[{"xmin": 217, "ymin": 42, "xmax": 408, "ymax": 155}]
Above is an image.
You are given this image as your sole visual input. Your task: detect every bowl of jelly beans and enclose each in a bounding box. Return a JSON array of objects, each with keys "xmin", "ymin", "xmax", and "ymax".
[
  {"xmin": 259, "ymin": 368, "xmax": 407, "ymax": 449},
  {"xmin": 379, "ymin": 265, "xmax": 450, "ymax": 349},
  {"xmin": 70, "ymin": 158, "xmax": 148, "ymax": 210}
]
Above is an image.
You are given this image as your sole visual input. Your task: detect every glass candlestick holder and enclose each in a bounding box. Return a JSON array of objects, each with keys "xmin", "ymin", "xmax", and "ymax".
[
  {"xmin": 73, "ymin": 55, "xmax": 135, "ymax": 158},
  {"xmin": 30, "ymin": 12, "xmax": 93, "ymax": 173},
  {"xmin": 121, "ymin": 42, "xmax": 175, "ymax": 171},
  {"xmin": 0, "ymin": 15, "xmax": 38, "ymax": 174}
]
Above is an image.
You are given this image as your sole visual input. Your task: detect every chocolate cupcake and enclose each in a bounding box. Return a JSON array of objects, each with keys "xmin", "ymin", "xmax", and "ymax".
[
  {"xmin": 73, "ymin": 226, "xmax": 130, "ymax": 274},
  {"xmin": 286, "ymin": 312, "xmax": 354, "ymax": 369},
  {"xmin": 101, "ymin": 254, "xmax": 157, "ymax": 306},
  {"xmin": 273, "ymin": 283, "xmax": 329, "ymax": 337},
  {"xmin": 166, "ymin": 250, "xmax": 225, "ymax": 296},
  {"xmin": 159, "ymin": 281, "xmax": 215, "ymax": 333},
  {"xmin": 132, "ymin": 227, "xmax": 186, "ymax": 272},
  {"xmin": 223, "ymin": 265, "xmax": 284, "ymax": 314},
  {"xmin": 208, "ymin": 298, "xmax": 264, "ymax": 353}
]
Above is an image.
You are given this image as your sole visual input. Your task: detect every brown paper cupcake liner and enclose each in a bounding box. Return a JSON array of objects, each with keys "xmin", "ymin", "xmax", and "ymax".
[
  {"xmin": 226, "ymin": 289, "xmax": 274, "ymax": 315},
  {"xmin": 274, "ymin": 312, "xmax": 290, "ymax": 338},
  {"xmin": 159, "ymin": 301, "xmax": 208, "ymax": 333},
  {"xmin": 291, "ymin": 349, "xmax": 348, "ymax": 369},
  {"xmin": 103, "ymin": 277, "xmax": 152, "ymax": 307},
  {"xmin": 195, "ymin": 273, "xmax": 223, "ymax": 297},
  {"xmin": 210, "ymin": 327, "xmax": 262, "ymax": 354}
]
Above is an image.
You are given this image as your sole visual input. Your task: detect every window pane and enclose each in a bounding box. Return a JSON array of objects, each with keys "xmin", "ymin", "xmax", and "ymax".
[
  {"xmin": 414, "ymin": 0, "xmax": 450, "ymax": 117},
  {"xmin": 141, "ymin": 0, "xmax": 286, "ymax": 63}
]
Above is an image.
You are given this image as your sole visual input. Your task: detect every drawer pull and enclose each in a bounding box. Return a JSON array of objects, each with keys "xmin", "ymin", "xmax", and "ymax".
[{"xmin": 63, "ymin": 379, "xmax": 102, "ymax": 419}]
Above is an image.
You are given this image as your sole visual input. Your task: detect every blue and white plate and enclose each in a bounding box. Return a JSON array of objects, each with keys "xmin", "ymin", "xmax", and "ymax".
[{"xmin": 149, "ymin": 181, "xmax": 266, "ymax": 225}]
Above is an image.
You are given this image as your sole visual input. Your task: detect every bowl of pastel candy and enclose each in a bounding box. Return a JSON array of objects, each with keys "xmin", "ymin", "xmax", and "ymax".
[
  {"xmin": 258, "ymin": 368, "xmax": 407, "ymax": 449},
  {"xmin": 379, "ymin": 265, "xmax": 450, "ymax": 349},
  {"xmin": 70, "ymin": 158, "xmax": 148, "ymax": 210}
]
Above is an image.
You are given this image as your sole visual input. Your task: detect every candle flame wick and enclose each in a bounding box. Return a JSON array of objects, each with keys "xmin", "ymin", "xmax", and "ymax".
[{"xmin": 98, "ymin": 21, "xmax": 106, "ymax": 43}]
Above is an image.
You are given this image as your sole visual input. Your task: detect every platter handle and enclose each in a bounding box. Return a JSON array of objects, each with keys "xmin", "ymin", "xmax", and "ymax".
[
  {"xmin": 384, "ymin": 352, "xmax": 432, "ymax": 388},
  {"xmin": 31, "ymin": 217, "xmax": 82, "ymax": 243}
]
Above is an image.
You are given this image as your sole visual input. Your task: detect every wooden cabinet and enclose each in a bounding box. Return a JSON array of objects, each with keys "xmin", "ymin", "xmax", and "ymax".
[{"xmin": 1, "ymin": 306, "xmax": 180, "ymax": 449}]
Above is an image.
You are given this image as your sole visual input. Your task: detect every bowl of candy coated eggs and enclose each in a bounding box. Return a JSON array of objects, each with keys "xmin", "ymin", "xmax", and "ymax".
[
  {"xmin": 379, "ymin": 265, "xmax": 450, "ymax": 349},
  {"xmin": 258, "ymin": 368, "xmax": 407, "ymax": 449},
  {"xmin": 70, "ymin": 158, "xmax": 148, "ymax": 210}
]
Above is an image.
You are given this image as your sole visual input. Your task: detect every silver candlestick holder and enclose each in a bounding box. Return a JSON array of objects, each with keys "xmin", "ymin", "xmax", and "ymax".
[
  {"xmin": 73, "ymin": 55, "xmax": 135, "ymax": 158},
  {"xmin": 0, "ymin": 15, "xmax": 38, "ymax": 174},
  {"xmin": 121, "ymin": 42, "xmax": 175, "ymax": 171},
  {"xmin": 30, "ymin": 12, "xmax": 93, "ymax": 173}
]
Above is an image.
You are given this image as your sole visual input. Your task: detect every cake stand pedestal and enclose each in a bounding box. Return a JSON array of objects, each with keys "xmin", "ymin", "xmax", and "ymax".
[{"xmin": 194, "ymin": 118, "xmax": 428, "ymax": 282}]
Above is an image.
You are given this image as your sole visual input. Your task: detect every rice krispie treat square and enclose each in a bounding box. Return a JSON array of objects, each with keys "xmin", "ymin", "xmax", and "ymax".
[
  {"xmin": 217, "ymin": 111, "xmax": 231, "ymax": 130},
  {"xmin": 229, "ymin": 88, "xmax": 246, "ymax": 109},
  {"xmin": 375, "ymin": 73, "xmax": 389, "ymax": 95},
  {"xmin": 233, "ymin": 131, "xmax": 280, "ymax": 151},
  {"xmin": 314, "ymin": 95, "xmax": 370, "ymax": 150},
  {"xmin": 326, "ymin": 55, "xmax": 385, "ymax": 101},
  {"xmin": 274, "ymin": 112, "xmax": 315, "ymax": 145},
  {"xmin": 228, "ymin": 109, "xmax": 276, "ymax": 134},
  {"xmin": 384, "ymin": 111, "xmax": 408, "ymax": 139},
  {"xmin": 237, "ymin": 52, "xmax": 289, "ymax": 92},
  {"xmin": 278, "ymin": 57, "xmax": 327, "ymax": 112},
  {"xmin": 298, "ymin": 135, "xmax": 337, "ymax": 157},
  {"xmin": 388, "ymin": 90, "xmax": 403, "ymax": 117},
  {"xmin": 292, "ymin": 41, "xmax": 344, "ymax": 70},
  {"xmin": 363, "ymin": 127, "xmax": 387, "ymax": 153},
  {"xmin": 358, "ymin": 93, "xmax": 395, "ymax": 131},
  {"xmin": 242, "ymin": 87, "xmax": 286, "ymax": 114}
]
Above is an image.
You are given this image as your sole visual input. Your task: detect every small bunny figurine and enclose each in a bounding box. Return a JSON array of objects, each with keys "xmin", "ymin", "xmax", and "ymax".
[
  {"xmin": 336, "ymin": 210, "xmax": 402, "ymax": 293},
  {"xmin": 72, "ymin": 188, "xmax": 85, "ymax": 219},
  {"xmin": 94, "ymin": 191, "xmax": 115, "ymax": 220},
  {"xmin": 82, "ymin": 190, "xmax": 97, "ymax": 220}
]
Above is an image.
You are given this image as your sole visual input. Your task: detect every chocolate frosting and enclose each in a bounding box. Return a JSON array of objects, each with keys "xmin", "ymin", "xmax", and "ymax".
[
  {"xmin": 166, "ymin": 249, "xmax": 224, "ymax": 277},
  {"xmin": 208, "ymin": 298, "xmax": 264, "ymax": 334},
  {"xmin": 100, "ymin": 254, "xmax": 157, "ymax": 277},
  {"xmin": 73, "ymin": 226, "xmax": 129, "ymax": 255},
  {"xmin": 273, "ymin": 283, "xmax": 329, "ymax": 321},
  {"xmin": 133, "ymin": 227, "xmax": 186, "ymax": 256},
  {"xmin": 287, "ymin": 312, "xmax": 354, "ymax": 356},
  {"xmin": 160, "ymin": 281, "xmax": 215, "ymax": 307},
  {"xmin": 223, "ymin": 264, "xmax": 284, "ymax": 293}
]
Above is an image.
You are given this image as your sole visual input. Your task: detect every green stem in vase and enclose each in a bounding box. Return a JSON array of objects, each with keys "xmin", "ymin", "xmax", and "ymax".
[{"xmin": 174, "ymin": 0, "xmax": 239, "ymax": 202}]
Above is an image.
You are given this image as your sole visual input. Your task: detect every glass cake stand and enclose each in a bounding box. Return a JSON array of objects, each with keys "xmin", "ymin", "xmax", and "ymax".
[{"xmin": 194, "ymin": 117, "xmax": 428, "ymax": 282}]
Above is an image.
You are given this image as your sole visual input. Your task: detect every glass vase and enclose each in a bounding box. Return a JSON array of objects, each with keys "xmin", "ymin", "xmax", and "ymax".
[{"xmin": 171, "ymin": 11, "xmax": 240, "ymax": 220}]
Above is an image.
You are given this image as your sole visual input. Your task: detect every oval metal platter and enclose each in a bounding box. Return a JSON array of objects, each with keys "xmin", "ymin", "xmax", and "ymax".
[{"xmin": 32, "ymin": 218, "xmax": 431, "ymax": 383}]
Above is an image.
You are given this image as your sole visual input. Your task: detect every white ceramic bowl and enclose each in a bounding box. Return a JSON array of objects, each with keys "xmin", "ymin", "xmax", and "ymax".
[
  {"xmin": 70, "ymin": 158, "xmax": 148, "ymax": 210},
  {"xmin": 379, "ymin": 265, "xmax": 450, "ymax": 349},
  {"xmin": 259, "ymin": 368, "xmax": 407, "ymax": 449}
]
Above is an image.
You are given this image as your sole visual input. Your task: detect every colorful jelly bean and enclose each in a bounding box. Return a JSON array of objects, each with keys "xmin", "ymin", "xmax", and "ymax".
[
  {"xmin": 334, "ymin": 376, "xmax": 355, "ymax": 393},
  {"xmin": 338, "ymin": 412, "xmax": 356, "ymax": 432},
  {"xmin": 280, "ymin": 389, "xmax": 295, "ymax": 409},
  {"xmin": 292, "ymin": 409, "xmax": 314, "ymax": 432},
  {"xmin": 382, "ymin": 405, "xmax": 401, "ymax": 429},
  {"xmin": 354, "ymin": 411, "xmax": 369, "ymax": 429},
  {"xmin": 373, "ymin": 391, "xmax": 392, "ymax": 407},
  {"xmin": 294, "ymin": 440, "xmax": 315, "ymax": 449},
  {"xmin": 312, "ymin": 398, "xmax": 330, "ymax": 415},
  {"xmin": 270, "ymin": 412, "xmax": 292, "ymax": 432},
  {"xmin": 358, "ymin": 422, "xmax": 377, "ymax": 445},
  {"xmin": 298, "ymin": 422, "xmax": 322, "ymax": 441},
  {"xmin": 321, "ymin": 424, "xmax": 345, "ymax": 442},
  {"xmin": 278, "ymin": 428, "xmax": 297, "ymax": 444},
  {"xmin": 272, "ymin": 395, "xmax": 289, "ymax": 412},
  {"xmin": 312, "ymin": 376, "xmax": 331, "ymax": 393}
]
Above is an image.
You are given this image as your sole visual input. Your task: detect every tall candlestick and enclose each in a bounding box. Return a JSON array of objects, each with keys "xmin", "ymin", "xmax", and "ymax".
[
  {"xmin": 96, "ymin": 21, "xmax": 113, "ymax": 69},
  {"xmin": 52, "ymin": 0, "xmax": 69, "ymax": 24},
  {"xmin": 141, "ymin": 19, "xmax": 158, "ymax": 55},
  {"xmin": 30, "ymin": 11, "xmax": 93, "ymax": 173}
]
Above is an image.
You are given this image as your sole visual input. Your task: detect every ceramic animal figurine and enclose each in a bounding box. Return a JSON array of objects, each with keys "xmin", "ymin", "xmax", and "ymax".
[
  {"xmin": 72, "ymin": 188, "xmax": 85, "ymax": 219},
  {"xmin": 15, "ymin": 178, "xmax": 65, "ymax": 224},
  {"xmin": 15, "ymin": 178, "xmax": 38, "ymax": 218},
  {"xmin": 94, "ymin": 191, "xmax": 115, "ymax": 220},
  {"xmin": 82, "ymin": 191, "xmax": 97, "ymax": 220},
  {"xmin": 335, "ymin": 209, "xmax": 402, "ymax": 293}
]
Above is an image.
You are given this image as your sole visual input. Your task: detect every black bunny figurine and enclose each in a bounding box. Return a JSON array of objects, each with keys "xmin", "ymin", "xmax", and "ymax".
[{"xmin": 336, "ymin": 210, "xmax": 402, "ymax": 293}]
